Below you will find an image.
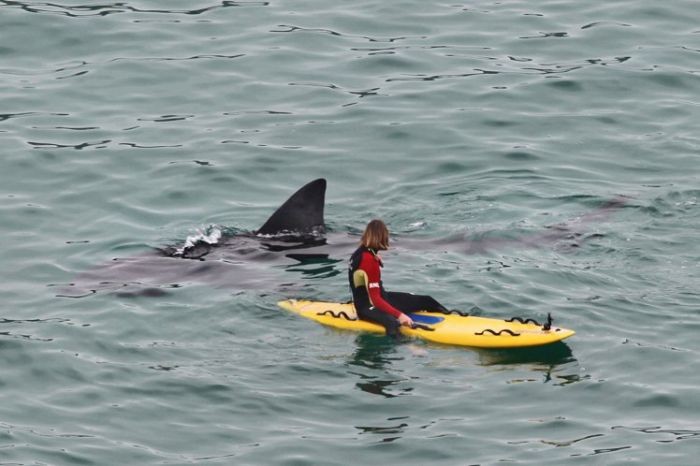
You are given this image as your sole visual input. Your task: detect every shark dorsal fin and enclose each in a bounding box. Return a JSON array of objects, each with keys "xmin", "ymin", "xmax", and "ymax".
[{"xmin": 256, "ymin": 178, "xmax": 326, "ymax": 236}]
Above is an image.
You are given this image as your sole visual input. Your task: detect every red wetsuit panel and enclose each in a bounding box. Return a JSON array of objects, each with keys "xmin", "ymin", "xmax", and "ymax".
[{"xmin": 356, "ymin": 250, "xmax": 403, "ymax": 318}]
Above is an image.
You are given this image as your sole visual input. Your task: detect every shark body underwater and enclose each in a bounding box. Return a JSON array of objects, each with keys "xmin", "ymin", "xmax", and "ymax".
[{"xmin": 58, "ymin": 178, "xmax": 627, "ymax": 298}]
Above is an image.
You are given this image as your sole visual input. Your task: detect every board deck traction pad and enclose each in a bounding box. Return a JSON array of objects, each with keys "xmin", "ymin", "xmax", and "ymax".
[{"xmin": 278, "ymin": 299, "xmax": 575, "ymax": 349}]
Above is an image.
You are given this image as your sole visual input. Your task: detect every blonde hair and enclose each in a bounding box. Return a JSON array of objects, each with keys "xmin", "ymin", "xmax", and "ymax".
[{"xmin": 360, "ymin": 219, "xmax": 390, "ymax": 250}]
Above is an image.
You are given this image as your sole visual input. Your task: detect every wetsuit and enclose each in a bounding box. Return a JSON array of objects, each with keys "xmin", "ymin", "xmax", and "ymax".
[{"xmin": 348, "ymin": 246, "xmax": 449, "ymax": 337}]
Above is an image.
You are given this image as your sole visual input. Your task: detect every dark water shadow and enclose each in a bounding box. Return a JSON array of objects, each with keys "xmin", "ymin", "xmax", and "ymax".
[
  {"xmin": 347, "ymin": 333, "xmax": 582, "ymax": 389},
  {"xmin": 475, "ymin": 341, "xmax": 575, "ymax": 366},
  {"xmin": 349, "ymin": 333, "xmax": 399, "ymax": 369},
  {"xmin": 346, "ymin": 333, "xmax": 408, "ymax": 398},
  {"xmin": 283, "ymin": 254, "xmax": 344, "ymax": 279},
  {"xmin": 476, "ymin": 342, "xmax": 585, "ymax": 386}
]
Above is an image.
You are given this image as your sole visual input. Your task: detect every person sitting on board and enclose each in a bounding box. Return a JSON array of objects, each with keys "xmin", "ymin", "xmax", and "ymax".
[{"xmin": 348, "ymin": 219, "xmax": 450, "ymax": 338}]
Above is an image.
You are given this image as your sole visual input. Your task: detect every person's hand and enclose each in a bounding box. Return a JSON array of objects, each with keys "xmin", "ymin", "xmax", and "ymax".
[{"xmin": 398, "ymin": 313, "xmax": 414, "ymax": 327}]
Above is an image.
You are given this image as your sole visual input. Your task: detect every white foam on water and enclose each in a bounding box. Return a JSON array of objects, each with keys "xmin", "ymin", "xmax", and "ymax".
[{"xmin": 176, "ymin": 226, "xmax": 222, "ymax": 255}]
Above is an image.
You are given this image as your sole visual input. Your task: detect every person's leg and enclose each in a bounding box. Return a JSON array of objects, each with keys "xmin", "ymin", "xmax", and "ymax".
[
  {"xmin": 356, "ymin": 306, "xmax": 402, "ymax": 338},
  {"xmin": 383, "ymin": 291, "xmax": 449, "ymax": 313}
]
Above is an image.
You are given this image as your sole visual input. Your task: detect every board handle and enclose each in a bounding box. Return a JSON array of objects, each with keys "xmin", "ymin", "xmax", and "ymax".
[{"xmin": 411, "ymin": 323, "xmax": 435, "ymax": 332}]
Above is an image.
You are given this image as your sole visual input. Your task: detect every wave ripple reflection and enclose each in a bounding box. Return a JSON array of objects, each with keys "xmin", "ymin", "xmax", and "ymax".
[{"xmin": 1, "ymin": 1, "xmax": 269, "ymax": 17}]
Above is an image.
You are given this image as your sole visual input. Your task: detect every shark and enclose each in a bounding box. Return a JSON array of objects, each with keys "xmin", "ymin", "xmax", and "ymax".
[
  {"xmin": 56, "ymin": 178, "xmax": 627, "ymax": 298},
  {"xmin": 57, "ymin": 178, "xmax": 351, "ymax": 298},
  {"xmin": 166, "ymin": 178, "xmax": 330, "ymax": 260}
]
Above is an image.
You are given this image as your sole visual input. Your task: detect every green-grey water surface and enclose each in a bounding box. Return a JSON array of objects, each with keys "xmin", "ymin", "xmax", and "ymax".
[{"xmin": 1, "ymin": 0, "xmax": 699, "ymax": 464}]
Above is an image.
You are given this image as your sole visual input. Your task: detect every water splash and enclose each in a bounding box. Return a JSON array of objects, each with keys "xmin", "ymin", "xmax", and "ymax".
[{"xmin": 176, "ymin": 225, "xmax": 223, "ymax": 257}]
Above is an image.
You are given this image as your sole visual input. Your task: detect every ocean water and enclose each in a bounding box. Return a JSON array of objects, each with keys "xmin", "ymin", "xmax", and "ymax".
[{"xmin": 1, "ymin": 0, "xmax": 699, "ymax": 464}]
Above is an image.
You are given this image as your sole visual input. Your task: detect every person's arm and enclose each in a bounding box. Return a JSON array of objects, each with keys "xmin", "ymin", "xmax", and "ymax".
[{"xmin": 359, "ymin": 252, "xmax": 408, "ymax": 321}]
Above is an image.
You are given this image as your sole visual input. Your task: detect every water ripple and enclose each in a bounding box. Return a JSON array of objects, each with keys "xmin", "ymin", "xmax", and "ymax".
[
  {"xmin": 613, "ymin": 425, "xmax": 700, "ymax": 443},
  {"xmin": 272, "ymin": 24, "xmax": 410, "ymax": 43},
  {"xmin": 581, "ymin": 21, "xmax": 633, "ymax": 30},
  {"xmin": 110, "ymin": 54, "xmax": 245, "ymax": 63},
  {"xmin": 0, "ymin": 0, "xmax": 269, "ymax": 18},
  {"xmin": 28, "ymin": 139, "xmax": 112, "ymax": 150}
]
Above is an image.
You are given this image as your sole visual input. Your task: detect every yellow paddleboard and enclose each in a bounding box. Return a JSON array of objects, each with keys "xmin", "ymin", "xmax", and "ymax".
[{"xmin": 278, "ymin": 299, "xmax": 575, "ymax": 349}]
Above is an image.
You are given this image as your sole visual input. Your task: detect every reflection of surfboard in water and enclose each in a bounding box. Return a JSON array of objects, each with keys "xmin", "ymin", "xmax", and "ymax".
[{"xmin": 278, "ymin": 300, "xmax": 575, "ymax": 349}]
